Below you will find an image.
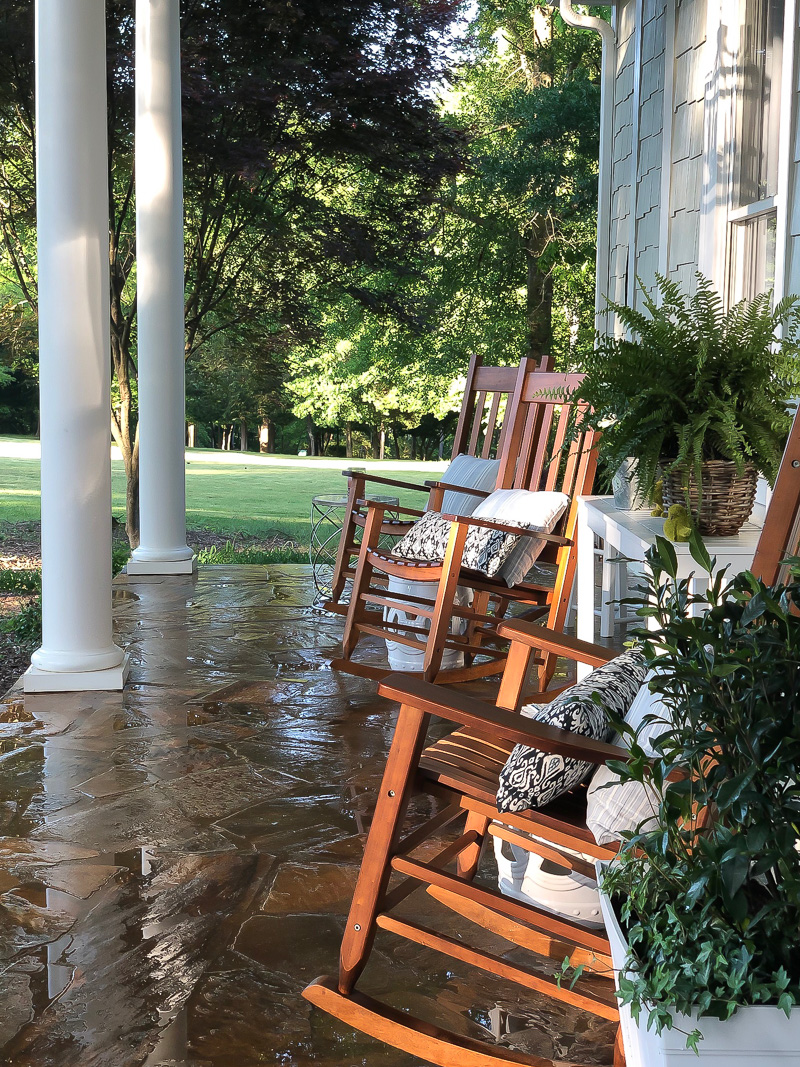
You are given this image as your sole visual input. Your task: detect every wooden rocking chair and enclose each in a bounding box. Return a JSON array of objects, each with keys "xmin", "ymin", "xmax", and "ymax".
[
  {"xmin": 304, "ymin": 621, "xmax": 627, "ymax": 1067},
  {"xmin": 333, "ymin": 372, "xmax": 598, "ymax": 685},
  {"xmin": 326, "ymin": 353, "xmax": 550, "ymax": 613}
]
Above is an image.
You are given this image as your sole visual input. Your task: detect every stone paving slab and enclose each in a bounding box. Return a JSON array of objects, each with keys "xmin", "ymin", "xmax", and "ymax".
[{"xmin": 0, "ymin": 565, "xmax": 616, "ymax": 1066}]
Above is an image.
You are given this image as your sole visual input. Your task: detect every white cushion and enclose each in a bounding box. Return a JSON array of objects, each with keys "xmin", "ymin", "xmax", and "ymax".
[
  {"xmin": 438, "ymin": 454, "xmax": 501, "ymax": 517},
  {"xmin": 585, "ymin": 671, "xmax": 673, "ymax": 846},
  {"xmin": 471, "ymin": 489, "xmax": 569, "ymax": 587}
]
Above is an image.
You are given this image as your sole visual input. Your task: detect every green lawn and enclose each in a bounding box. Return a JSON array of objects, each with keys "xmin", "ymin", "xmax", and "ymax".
[{"xmin": 0, "ymin": 438, "xmax": 446, "ymax": 546}]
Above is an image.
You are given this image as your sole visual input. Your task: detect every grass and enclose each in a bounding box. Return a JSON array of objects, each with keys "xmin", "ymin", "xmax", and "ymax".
[{"xmin": 0, "ymin": 437, "xmax": 446, "ymax": 545}]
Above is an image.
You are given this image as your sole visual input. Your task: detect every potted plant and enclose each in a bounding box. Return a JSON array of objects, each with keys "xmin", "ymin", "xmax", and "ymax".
[
  {"xmin": 597, "ymin": 534, "xmax": 800, "ymax": 1064},
  {"xmin": 576, "ymin": 274, "xmax": 800, "ymax": 535}
]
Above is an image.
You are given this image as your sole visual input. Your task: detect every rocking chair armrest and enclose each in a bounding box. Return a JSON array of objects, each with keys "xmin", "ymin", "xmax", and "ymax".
[
  {"xmin": 440, "ymin": 512, "xmax": 571, "ymax": 547},
  {"xmin": 496, "ymin": 620, "xmax": 615, "ymax": 669},
  {"xmin": 423, "ymin": 480, "xmax": 491, "ymax": 498},
  {"xmin": 355, "ymin": 500, "xmax": 427, "ymax": 519},
  {"xmin": 378, "ymin": 673, "xmax": 631, "ymax": 766},
  {"xmin": 342, "ymin": 470, "xmax": 435, "ymax": 494}
]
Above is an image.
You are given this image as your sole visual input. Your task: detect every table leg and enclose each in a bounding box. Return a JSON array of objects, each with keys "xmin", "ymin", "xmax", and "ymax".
[{"xmin": 576, "ymin": 500, "xmax": 596, "ymax": 680}]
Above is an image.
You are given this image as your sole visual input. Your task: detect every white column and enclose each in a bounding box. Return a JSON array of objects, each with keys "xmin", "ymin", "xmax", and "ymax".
[
  {"xmin": 25, "ymin": 0, "xmax": 127, "ymax": 693},
  {"xmin": 128, "ymin": 0, "xmax": 195, "ymax": 575}
]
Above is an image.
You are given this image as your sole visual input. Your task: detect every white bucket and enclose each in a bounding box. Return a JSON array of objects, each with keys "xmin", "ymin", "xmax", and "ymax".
[{"xmin": 383, "ymin": 575, "xmax": 471, "ymax": 671}]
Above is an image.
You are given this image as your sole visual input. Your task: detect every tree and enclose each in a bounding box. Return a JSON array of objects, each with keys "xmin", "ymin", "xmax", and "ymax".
[
  {"xmin": 0, "ymin": 0, "xmax": 465, "ymax": 545},
  {"xmin": 283, "ymin": 2, "xmax": 603, "ymax": 438}
]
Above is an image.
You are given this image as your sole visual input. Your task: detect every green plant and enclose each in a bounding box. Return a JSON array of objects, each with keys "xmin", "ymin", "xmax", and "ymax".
[
  {"xmin": 195, "ymin": 541, "xmax": 307, "ymax": 565},
  {"xmin": 602, "ymin": 535, "xmax": 800, "ymax": 1048},
  {"xmin": 575, "ymin": 274, "xmax": 800, "ymax": 501}
]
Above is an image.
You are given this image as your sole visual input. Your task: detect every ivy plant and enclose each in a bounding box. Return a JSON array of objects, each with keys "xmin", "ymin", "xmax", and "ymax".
[
  {"xmin": 573, "ymin": 274, "xmax": 800, "ymax": 501},
  {"xmin": 602, "ymin": 534, "xmax": 800, "ymax": 1049}
]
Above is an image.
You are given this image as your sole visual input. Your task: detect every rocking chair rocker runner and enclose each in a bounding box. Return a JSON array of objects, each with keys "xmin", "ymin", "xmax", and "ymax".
[
  {"xmin": 333, "ymin": 372, "xmax": 598, "ymax": 685},
  {"xmin": 325, "ymin": 353, "xmax": 552, "ymax": 614}
]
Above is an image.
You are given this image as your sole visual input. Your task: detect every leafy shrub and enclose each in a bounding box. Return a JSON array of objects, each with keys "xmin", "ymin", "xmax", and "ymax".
[{"xmin": 602, "ymin": 535, "xmax": 800, "ymax": 1047}]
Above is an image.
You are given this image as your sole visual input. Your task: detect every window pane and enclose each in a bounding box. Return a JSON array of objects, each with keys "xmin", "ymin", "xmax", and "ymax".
[
  {"xmin": 728, "ymin": 211, "xmax": 777, "ymax": 303},
  {"xmin": 732, "ymin": 0, "xmax": 783, "ymax": 207}
]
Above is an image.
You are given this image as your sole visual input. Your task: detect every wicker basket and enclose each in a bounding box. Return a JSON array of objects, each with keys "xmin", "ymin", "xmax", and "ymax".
[{"xmin": 661, "ymin": 461, "xmax": 758, "ymax": 537}]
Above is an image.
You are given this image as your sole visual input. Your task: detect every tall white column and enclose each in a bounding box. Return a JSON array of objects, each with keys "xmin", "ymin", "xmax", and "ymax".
[
  {"xmin": 25, "ymin": 0, "xmax": 127, "ymax": 693},
  {"xmin": 128, "ymin": 0, "xmax": 195, "ymax": 575}
]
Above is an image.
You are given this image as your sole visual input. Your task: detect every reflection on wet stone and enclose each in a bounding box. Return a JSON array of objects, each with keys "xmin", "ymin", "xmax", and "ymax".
[{"xmin": 0, "ymin": 565, "xmax": 614, "ymax": 1065}]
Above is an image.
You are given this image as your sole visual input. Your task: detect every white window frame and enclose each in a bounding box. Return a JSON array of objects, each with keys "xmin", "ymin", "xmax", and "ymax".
[{"xmin": 698, "ymin": 0, "xmax": 796, "ymax": 305}]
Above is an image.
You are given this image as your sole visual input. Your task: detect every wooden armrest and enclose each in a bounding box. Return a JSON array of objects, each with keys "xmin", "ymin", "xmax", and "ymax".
[
  {"xmin": 378, "ymin": 674, "xmax": 630, "ymax": 765},
  {"xmin": 439, "ymin": 512, "xmax": 570, "ymax": 547},
  {"xmin": 343, "ymin": 470, "xmax": 434, "ymax": 494},
  {"xmin": 356, "ymin": 500, "xmax": 426, "ymax": 519},
  {"xmin": 423, "ymin": 480, "xmax": 491, "ymax": 499},
  {"xmin": 497, "ymin": 620, "xmax": 615, "ymax": 668}
]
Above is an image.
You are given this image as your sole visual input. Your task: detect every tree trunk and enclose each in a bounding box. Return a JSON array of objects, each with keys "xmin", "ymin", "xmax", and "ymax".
[
  {"xmin": 305, "ymin": 415, "xmax": 316, "ymax": 456},
  {"xmin": 187, "ymin": 423, "xmax": 196, "ymax": 448},
  {"xmin": 391, "ymin": 424, "xmax": 401, "ymax": 459},
  {"xmin": 438, "ymin": 430, "xmax": 445, "ymax": 461},
  {"xmin": 240, "ymin": 418, "xmax": 248, "ymax": 451},
  {"xmin": 345, "ymin": 422, "xmax": 353, "ymax": 459},
  {"xmin": 259, "ymin": 418, "xmax": 273, "ymax": 453},
  {"xmin": 410, "ymin": 435, "xmax": 416, "ymax": 461},
  {"xmin": 525, "ymin": 216, "xmax": 554, "ymax": 363}
]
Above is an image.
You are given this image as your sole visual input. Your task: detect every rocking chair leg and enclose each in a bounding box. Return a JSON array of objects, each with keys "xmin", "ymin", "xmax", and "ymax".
[
  {"xmin": 330, "ymin": 474, "xmax": 364, "ymax": 606},
  {"xmin": 424, "ymin": 523, "xmax": 469, "ymax": 682},
  {"xmin": 456, "ymin": 810, "xmax": 491, "ymax": 881},
  {"xmin": 463, "ymin": 590, "xmax": 491, "ymax": 666},
  {"xmin": 341, "ymin": 506, "xmax": 384, "ymax": 659},
  {"xmin": 338, "ymin": 702, "xmax": 431, "ymax": 994}
]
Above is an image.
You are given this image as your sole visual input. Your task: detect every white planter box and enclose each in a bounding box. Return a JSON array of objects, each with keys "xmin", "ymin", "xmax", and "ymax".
[{"xmin": 596, "ymin": 862, "xmax": 800, "ymax": 1066}]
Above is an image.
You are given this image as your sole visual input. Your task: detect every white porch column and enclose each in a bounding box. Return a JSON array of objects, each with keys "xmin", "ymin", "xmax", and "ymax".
[
  {"xmin": 128, "ymin": 0, "xmax": 195, "ymax": 575},
  {"xmin": 25, "ymin": 0, "xmax": 127, "ymax": 693}
]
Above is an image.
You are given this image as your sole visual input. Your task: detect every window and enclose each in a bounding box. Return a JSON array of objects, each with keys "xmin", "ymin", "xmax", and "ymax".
[{"xmin": 727, "ymin": 0, "xmax": 783, "ymax": 304}]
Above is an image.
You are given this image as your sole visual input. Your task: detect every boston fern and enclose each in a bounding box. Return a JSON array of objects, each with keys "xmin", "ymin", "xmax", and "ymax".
[
  {"xmin": 576, "ymin": 274, "xmax": 800, "ymax": 498},
  {"xmin": 602, "ymin": 535, "xmax": 800, "ymax": 1048}
]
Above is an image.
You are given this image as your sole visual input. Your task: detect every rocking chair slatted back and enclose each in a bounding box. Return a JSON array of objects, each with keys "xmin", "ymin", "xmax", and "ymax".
[{"xmin": 452, "ymin": 356, "xmax": 533, "ymax": 467}]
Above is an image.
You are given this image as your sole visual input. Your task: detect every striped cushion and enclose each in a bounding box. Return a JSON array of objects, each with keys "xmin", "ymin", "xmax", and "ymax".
[{"xmin": 585, "ymin": 671, "xmax": 672, "ymax": 845}]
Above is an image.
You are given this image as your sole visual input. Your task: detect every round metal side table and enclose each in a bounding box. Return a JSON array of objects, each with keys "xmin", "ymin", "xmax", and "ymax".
[{"xmin": 310, "ymin": 493, "xmax": 400, "ymax": 604}]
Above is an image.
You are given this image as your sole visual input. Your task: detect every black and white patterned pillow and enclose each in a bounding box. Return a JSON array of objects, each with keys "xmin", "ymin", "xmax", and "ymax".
[
  {"xmin": 496, "ymin": 648, "xmax": 647, "ymax": 814},
  {"xmin": 391, "ymin": 510, "xmax": 528, "ymax": 579}
]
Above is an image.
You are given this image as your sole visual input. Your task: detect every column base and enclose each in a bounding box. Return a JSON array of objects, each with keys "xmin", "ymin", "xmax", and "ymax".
[
  {"xmin": 23, "ymin": 654, "xmax": 131, "ymax": 694},
  {"xmin": 126, "ymin": 555, "xmax": 197, "ymax": 576}
]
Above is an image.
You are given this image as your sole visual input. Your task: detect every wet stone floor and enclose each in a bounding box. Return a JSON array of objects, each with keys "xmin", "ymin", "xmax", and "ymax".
[{"xmin": 0, "ymin": 565, "xmax": 616, "ymax": 1066}]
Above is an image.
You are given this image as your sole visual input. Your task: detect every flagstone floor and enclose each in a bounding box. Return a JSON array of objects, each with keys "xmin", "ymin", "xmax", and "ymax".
[{"xmin": 0, "ymin": 565, "xmax": 617, "ymax": 1067}]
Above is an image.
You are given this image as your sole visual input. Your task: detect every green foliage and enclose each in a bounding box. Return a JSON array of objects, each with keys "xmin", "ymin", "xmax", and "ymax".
[
  {"xmin": 112, "ymin": 545, "xmax": 130, "ymax": 576},
  {"xmin": 602, "ymin": 535, "xmax": 800, "ymax": 1044},
  {"xmin": 0, "ymin": 568, "xmax": 41, "ymax": 643},
  {"xmin": 576, "ymin": 274, "xmax": 800, "ymax": 499},
  {"xmin": 196, "ymin": 542, "xmax": 306, "ymax": 565},
  {"xmin": 0, "ymin": 568, "xmax": 40, "ymax": 595}
]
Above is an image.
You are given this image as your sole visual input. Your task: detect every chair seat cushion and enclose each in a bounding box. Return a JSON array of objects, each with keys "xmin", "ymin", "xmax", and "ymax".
[
  {"xmin": 496, "ymin": 648, "xmax": 647, "ymax": 814},
  {"xmin": 439, "ymin": 454, "xmax": 502, "ymax": 517},
  {"xmin": 585, "ymin": 670, "xmax": 672, "ymax": 845}
]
